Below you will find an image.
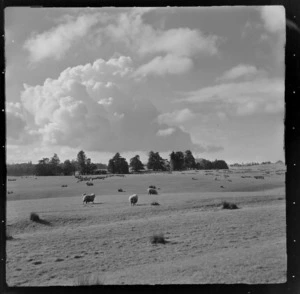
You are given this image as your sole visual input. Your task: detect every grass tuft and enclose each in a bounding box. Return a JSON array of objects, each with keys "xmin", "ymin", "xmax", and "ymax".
[
  {"xmin": 30, "ymin": 212, "xmax": 40, "ymax": 222},
  {"xmin": 29, "ymin": 212, "xmax": 51, "ymax": 225},
  {"xmin": 222, "ymin": 201, "xmax": 239, "ymax": 210},
  {"xmin": 151, "ymin": 201, "xmax": 160, "ymax": 206},
  {"xmin": 150, "ymin": 233, "xmax": 167, "ymax": 244}
]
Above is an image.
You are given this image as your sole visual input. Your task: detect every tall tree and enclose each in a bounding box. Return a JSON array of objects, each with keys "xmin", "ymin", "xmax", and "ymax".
[
  {"xmin": 62, "ymin": 159, "xmax": 76, "ymax": 176},
  {"xmin": 108, "ymin": 153, "xmax": 129, "ymax": 174},
  {"xmin": 147, "ymin": 151, "xmax": 166, "ymax": 171},
  {"xmin": 184, "ymin": 150, "xmax": 196, "ymax": 169},
  {"xmin": 50, "ymin": 153, "xmax": 61, "ymax": 175},
  {"xmin": 130, "ymin": 155, "xmax": 144, "ymax": 172},
  {"xmin": 170, "ymin": 151, "xmax": 185, "ymax": 171},
  {"xmin": 86, "ymin": 158, "xmax": 97, "ymax": 174},
  {"xmin": 77, "ymin": 150, "xmax": 87, "ymax": 175},
  {"xmin": 35, "ymin": 158, "xmax": 52, "ymax": 176},
  {"xmin": 211, "ymin": 160, "xmax": 229, "ymax": 170}
]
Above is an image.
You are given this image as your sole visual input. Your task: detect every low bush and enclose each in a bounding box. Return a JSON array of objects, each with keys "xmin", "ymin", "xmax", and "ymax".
[
  {"xmin": 150, "ymin": 233, "xmax": 167, "ymax": 244},
  {"xmin": 222, "ymin": 201, "xmax": 239, "ymax": 210}
]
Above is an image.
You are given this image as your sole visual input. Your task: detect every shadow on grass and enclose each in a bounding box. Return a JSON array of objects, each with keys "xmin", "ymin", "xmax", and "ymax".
[
  {"xmin": 35, "ymin": 219, "xmax": 52, "ymax": 226},
  {"xmin": 83, "ymin": 202, "xmax": 103, "ymax": 205}
]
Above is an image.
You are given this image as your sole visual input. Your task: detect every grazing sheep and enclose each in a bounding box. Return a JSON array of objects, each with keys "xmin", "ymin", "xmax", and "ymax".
[
  {"xmin": 129, "ymin": 194, "xmax": 138, "ymax": 206},
  {"xmin": 82, "ymin": 193, "xmax": 96, "ymax": 204},
  {"xmin": 147, "ymin": 188, "xmax": 158, "ymax": 195}
]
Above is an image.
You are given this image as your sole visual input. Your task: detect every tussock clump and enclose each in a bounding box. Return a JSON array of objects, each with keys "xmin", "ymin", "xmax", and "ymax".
[
  {"xmin": 30, "ymin": 212, "xmax": 40, "ymax": 222},
  {"xmin": 29, "ymin": 212, "xmax": 51, "ymax": 225},
  {"xmin": 151, "ymin": 201, "xmax": 160, "ymax": 206},
  {"xmin": 74, "ymin": 274, "xmax": 104, "ymax": 286},
  {"xmin": 150, "ymin": 233, "xmax": 167, "ymax": 244},
  {"xmin": 222, "ymin": 201, "xmax": 239, "ymax": 210}
]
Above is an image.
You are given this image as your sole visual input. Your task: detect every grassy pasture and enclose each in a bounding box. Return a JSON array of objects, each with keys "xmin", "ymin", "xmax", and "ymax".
[{"xmin": 6, "ymin": 164, "xmax": 286, "ymax": 285}]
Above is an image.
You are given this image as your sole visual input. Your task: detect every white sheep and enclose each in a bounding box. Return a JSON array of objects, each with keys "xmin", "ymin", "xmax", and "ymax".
[
  {"xmin": 82, "ymin": 193, "xmax": 96, "ymax": 204},
  {"xmin": 129, "ymin": 194, "xmax": 138, "ymax": 206}
]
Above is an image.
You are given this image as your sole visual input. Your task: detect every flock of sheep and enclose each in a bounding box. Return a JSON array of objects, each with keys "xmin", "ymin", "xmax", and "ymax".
[{"xmin": 82, "ymin": 185, "xmax": 159, "ymax": 206}]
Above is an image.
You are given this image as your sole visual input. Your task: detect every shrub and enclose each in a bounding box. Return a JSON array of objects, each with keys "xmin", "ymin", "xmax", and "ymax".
[
  {"xmin": 151, "ymin": 201, "xmax": 160, "ymax": 206},
  {"xmin": 30, "ymin": 212, "xmax": 40, "ymax": 222},
  {"xmin": 150, "ymin": 233, "xmax": 166, "ymax": 244},
  {"xmin": 222, "ymin": 201, "xmax": 239, "ymax": 210}
]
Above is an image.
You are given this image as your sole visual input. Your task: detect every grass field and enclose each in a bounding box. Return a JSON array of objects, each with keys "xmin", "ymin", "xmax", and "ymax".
[{"xmin": 6, "ymin": 164, "xmax": 286, "ymax": 285}]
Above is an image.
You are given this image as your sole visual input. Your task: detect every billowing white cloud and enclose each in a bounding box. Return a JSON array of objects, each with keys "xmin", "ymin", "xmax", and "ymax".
[
  {"xmin": 260, "ymin": 6, "xmax": 285, "ymax": 33},
  {"xmin": 24, "ymin": 13, "xmax": 101, "ymax": 63},
  {"xmin": 134, "ymin": 54, "xmax": 193, "ymax": 77},
  {"xmin": 216, "ymin": 64, "xmax": 263, "ymax": 82},
  {"xmin": 157, "ymin": 108, "xmax": 195, "ymax": 126},
  {"xmin": 106, "ymin": 8, "xmax": 220, "ymax": 76},
  {"xmin": 16, "ymin": 56, "xmax": 199, "ymax": 152},
  {"xmin": 157, "ymin": 127, "xmax": 176, "ymax": 136},
  {"xmin": 181, "ymin": 77, "xmax": 284, "ymax": 116}
]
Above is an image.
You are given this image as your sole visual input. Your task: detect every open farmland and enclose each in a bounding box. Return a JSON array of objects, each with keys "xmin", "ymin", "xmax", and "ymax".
[{"xmin": 6, "ymin": 164, "xmax": 286, "ymax": 285}]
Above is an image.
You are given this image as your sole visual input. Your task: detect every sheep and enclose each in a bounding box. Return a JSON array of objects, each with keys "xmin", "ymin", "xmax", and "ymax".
[
  {"xmin": 147, "ymin": 188, "xmax": 158, "ymax": 195},
  {"xmin": 129, "ymin": 194, "xmax": 138, "ymax": 206},
  {"xmin": 82, "ymin": 193, "xmax": 96, "ymax": 204}
]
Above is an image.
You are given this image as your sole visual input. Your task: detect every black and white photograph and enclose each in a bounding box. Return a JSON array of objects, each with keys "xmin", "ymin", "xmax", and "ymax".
[{"xmin": 4, "ymin": 6, "xmax": 287, "ymax": 286}]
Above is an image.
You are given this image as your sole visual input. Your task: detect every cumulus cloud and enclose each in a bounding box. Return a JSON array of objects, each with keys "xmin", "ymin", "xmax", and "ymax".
[
  {"xmin": 24, "ymin": 13, "xmax": 101, "ymax": 63},
  {"xmin": 134, "ymin": 54, "xmax": 193, "ymax": 77},
  {"xmin": 157, "ymin": 128, "xmax": 176, "ymax": 136},
  {"xmin": 17, "ymin": 56, "xmax": 199, "ymax": 152},
  {"xmin": 157, "ymin": 108, "xmax": 195, "ymax": 126},
  {"xmin": 260, "ymin": 6, "xmax": 285, "ymax": 33},
  {"xmin": 180, "ymin": 77, "xmax": 284, "ymax": 116},
  {"xmin": 106, "ymin": 8, "xmax": 220, "ymax": 76},
  {"xmin": 216, "ymin": 64, "xmax": 264, "ymax": 82}
]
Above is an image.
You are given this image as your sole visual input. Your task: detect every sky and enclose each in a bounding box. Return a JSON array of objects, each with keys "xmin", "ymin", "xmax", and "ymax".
[{"xmin": 5, "ymin": 6, "xmax": 285, "ymax": 165}]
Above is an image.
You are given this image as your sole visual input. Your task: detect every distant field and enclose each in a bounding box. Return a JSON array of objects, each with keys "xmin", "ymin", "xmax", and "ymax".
[
  {"xmin": 6, "ymin": 164, "xmax": 285, "ymax": 201},
  {"xmin": 6, "ymin": 164, "xmax": 286, "ymax": 285}
]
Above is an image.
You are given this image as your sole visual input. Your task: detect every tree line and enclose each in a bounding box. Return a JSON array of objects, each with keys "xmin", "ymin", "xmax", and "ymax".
[
  {"xmin": 7, "ymin": 149, "xmax": 229, "ymax": 176},
  {"xmin": 7, "ymin": 151, "xmax": 107, "ymax": 176}
]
